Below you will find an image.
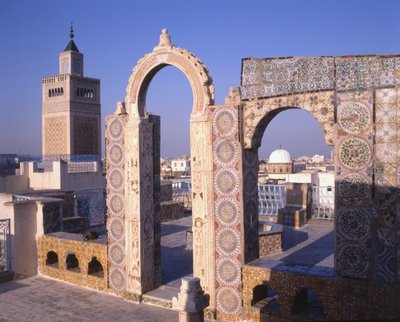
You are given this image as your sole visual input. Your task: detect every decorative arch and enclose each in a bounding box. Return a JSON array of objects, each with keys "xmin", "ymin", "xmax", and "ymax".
[
  {"xmin": 125, "ymin": 28, "xmax": 214, "ymax": 117},
  {"xmin": 242, "ymin": 91, "xmax": 335, "ymax": 149}
]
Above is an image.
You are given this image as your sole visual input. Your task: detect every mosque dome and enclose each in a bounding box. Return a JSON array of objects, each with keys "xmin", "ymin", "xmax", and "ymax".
[{"xmin": 268, "ymin": 149, "xmax": 292, "ymax": 164}]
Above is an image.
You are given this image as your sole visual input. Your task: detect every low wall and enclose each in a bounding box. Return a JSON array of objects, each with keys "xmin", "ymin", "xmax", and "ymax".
[
  {"xmin": 38, "ymin": 233, "xmax": 108, "ymax": 291},
  {"xmin": 243, "ymin": 259, "xmax": 400, "ymax": 321}
]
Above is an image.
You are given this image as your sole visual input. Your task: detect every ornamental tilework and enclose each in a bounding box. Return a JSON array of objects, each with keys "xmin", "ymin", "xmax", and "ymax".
[
  {"xmin": 335, "ymin": 91, "xmax": 374, "ymax": 280},
  {"xmin": 105, "ymin": 114, "xmax": 127, "ymax": 292},
  {"xmin": 242, "ymin": 148, "xmax": 259, "ymax": 263},
  {"xmin": 241, "ymin": 57, "xmax": 335, "ymax": 99},
  {"xmin": 242, "ymin": 91, "xmax": 335, "ymax": 148},
  {"xmin": 241, "ymin": 55, "xmax": 400, "ymax": 100},
  {"xmin": 374, "ymin": 88, "xmax": 400, "ymax": 283},
  {"xmin": 212, "ymin": 106, "xmax": 242, "ymax": 319}
]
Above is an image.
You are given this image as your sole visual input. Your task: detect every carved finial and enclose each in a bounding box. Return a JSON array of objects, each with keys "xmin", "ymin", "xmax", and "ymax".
[
  {"xmin": 115, "ymin": 101, "xmax": 126, "ymax": 115},
  {"xmin": 70, "ymin": 22, "xmax": 74, "ymax": 39},
  {"xmin": 154, "ymin": 28, "xmax": 172, "ymax": 51}
]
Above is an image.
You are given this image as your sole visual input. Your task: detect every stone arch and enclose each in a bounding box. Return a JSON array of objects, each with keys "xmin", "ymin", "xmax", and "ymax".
[
  {"xmin": 242, "ymin": 91, "xmax": 335, "ymax": 149},
  {"xmin": 106, "ymin": 29, "xmax": 216, "ymax": 301},
  {"xmin": 125, "ymin": 28, "xmax": 214, "ymax": 117}
]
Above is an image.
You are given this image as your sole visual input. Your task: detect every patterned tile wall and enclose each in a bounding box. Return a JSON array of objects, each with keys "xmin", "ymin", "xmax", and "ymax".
[
  {"xmin": 241, "ymin": 57, "xmax": 334, "ymax": 99},
  {"xmin": 241, "ymin": 55, "xmax": 400, "ymax": 100},
  {"xmin": 105, "ymin": 114, "xmax": 127, "ymax": 293},
  {"xmin": 335, "ymin": 91, "xmax": 374, "ymax": 280},
  {"xmin": 374, "ymin": 88, "xmax": 399, "ymax": 283},
  {"xmin": 212, "ymin": 106, "xmax": 243, "ymax": 320}
]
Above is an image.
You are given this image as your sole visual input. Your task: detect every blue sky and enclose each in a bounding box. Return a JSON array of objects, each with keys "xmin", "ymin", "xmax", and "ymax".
[{"xmin": 1, "ymin": 0, "xmax": 399, "ymax": 158}]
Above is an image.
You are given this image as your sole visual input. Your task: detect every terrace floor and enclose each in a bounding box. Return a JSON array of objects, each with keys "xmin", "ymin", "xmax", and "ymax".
[{"xmin": 0, "ymin": 215, "xmax": 334, "ymax": 321}]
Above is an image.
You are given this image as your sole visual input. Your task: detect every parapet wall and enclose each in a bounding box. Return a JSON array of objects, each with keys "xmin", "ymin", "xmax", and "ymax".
[
  {"xmin": 241, "ymin": 55, "xmax": 400, "ymax": 100},
  {"xmin": 38, "ymin": 233, "xmax": 108, "ymax": 291}
]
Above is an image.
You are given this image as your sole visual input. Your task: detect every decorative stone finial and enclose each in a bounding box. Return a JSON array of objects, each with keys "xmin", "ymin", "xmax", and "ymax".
[
  {"xmin": 115, "ymin": 101, "xmax": 126, "ymax": 115},
  {"xmin": 172, "ymin": 277, "xmax": 209, "ymax": 318},
  {"xmin": 154, "ymin": 28, "xmax": 173, "ymax": 51}
]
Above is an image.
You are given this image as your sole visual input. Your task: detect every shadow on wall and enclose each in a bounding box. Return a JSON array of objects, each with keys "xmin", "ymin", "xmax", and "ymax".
[{"xmin": 161, "ymin": 245, "xmax": 192, "ymax": 284}]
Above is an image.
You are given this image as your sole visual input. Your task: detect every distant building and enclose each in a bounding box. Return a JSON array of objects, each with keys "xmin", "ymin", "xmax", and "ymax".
[
  {"xmin": 311, "ymin": 154, "xmax": 325, "ymax": 163},
  {"xmin": 171, "ymin": 155, "xmax": 191, "ymax": 176},
  {"xmin": 267, "ymin": 148, "xmax": 293, "ymax": 181}
]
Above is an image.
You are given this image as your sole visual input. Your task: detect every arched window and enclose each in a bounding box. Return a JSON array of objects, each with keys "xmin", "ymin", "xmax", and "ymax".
[
  {"xmin": 48, "ymin": 89, "xmax": 51, "ymax": 97},
  {"xmin": 88, "ymin": 256, "xmax": 104, "ymax": 278},
  {"xmin": 46, "ymin": 251, "xmax": 59, "ymax": 268},
  {"xmin": 66, "ymin": 253, "xmax": 80, "ymax": 272}
]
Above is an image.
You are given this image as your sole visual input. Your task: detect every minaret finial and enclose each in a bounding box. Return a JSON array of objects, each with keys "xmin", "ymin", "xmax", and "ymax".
[
  {"xmin": 279, "ymin": 144, "xmax": 282, "ymax": 149},
  {"xmin": 70, "ymin": 22, "xmax": 74, "ymax": 39}
]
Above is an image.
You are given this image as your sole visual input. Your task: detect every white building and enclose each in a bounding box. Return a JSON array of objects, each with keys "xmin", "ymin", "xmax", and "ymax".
[{"xmin": 171, "ymin": 156, "xmax": 191, "ymax": 176}]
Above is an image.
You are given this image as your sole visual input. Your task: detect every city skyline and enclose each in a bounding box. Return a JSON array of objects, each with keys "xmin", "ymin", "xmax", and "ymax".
[{"xmin": 1, "ymin": 0, "xmax": 399, "ymax": 158}]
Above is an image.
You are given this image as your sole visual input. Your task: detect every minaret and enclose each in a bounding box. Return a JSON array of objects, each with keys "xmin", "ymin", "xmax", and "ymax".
[{"xmin": 42, "ymin": 25, "xmax": 101, "ymax": 157}]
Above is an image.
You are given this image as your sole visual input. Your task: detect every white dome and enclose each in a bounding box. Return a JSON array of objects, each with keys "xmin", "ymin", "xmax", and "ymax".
[{"xmin": 268, "ymin": 149, "xmax": 292, "ymax": 164}]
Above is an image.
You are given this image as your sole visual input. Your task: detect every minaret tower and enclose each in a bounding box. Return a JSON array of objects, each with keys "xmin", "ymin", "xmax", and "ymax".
[{"xmin": 42, "ymin": 25, "xmax": 101, "ymax": 156}]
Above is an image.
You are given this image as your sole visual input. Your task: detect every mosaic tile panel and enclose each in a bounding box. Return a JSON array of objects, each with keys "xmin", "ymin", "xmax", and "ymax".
[
  {"xmin": 374, "ymin": 88, "xmax": 400, "ymax": 283},
  {"xmin": 105, "ymin": 114, "xmax": 127, "ymax": 292},
  {"xmin": 241, "ymin": 55, "xmax": 400, "ymax": 100},
  {"xmin": 75, "ymin": 189, "xmax": 106, "ymax": 226},
  {"xmin": 241, "ymin": 57, "xmax": 335, "ymax": 99},
  {"xmin": 335, "ymin": 91, "xmax": 374, "ymax": 280},
  {"xmin": 42, "ymin": 202, "xmax": 63, "ymax": 234},
  {"xmin": 212, "ymin": 106, "xmax": 242, "ymax": 319}
]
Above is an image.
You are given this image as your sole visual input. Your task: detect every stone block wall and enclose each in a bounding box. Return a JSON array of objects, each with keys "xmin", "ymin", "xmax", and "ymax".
[{"xmin": 38, "ymin": 234, "xmax": 108, "ymax": 291}]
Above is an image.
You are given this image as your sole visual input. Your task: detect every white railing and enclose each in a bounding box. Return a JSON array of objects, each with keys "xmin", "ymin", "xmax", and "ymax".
[
  {"xmin": 311, "ymin": 186, "xmax": 335, "ymax": 220},
  {"xmin": 258, "ymin": 184, "xmax": 287, "ymax": 216}
]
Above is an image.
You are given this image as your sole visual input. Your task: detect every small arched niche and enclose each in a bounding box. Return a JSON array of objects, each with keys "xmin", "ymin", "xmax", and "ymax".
[
  {"xmin": 251, "ymin": 284, "xmax": 281, "ymax": 315},
  {"xmin": 45, "ymin": 251, "xmax": 59, "ymax": 268},
  {"xmin": 88, "ymin": 256, "xmax": 104, "ymax": 278},
  {"xmin": 66, "ymin": 253, "xmax": 80, "ymax": 273}
]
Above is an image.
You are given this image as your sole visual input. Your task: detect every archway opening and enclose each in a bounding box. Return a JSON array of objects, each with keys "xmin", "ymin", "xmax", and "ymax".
[
  {"xmin": 146, "ymin": 65, "xmax": 193, "ymax": 286},
  {"xmin": 252, "ymin": 108, "xmax": 334, "ymax": 267}
]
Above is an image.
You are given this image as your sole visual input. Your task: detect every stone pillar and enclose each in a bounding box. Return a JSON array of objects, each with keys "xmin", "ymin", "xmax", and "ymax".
[
  {"xmin": 124, "ymin": 116, "xmax": 155, "ymax": 294},
  {"xmin": 172, "ymin": 277, "xmax": 210, "ymax": 322},
  {"xmin": 190, "ymin": 112, "xmax": 215, "ymax": 307}
]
